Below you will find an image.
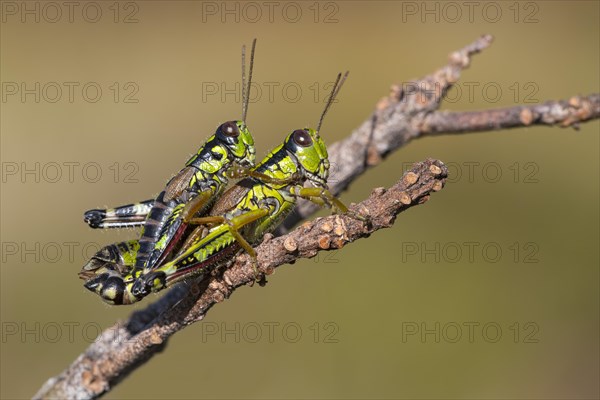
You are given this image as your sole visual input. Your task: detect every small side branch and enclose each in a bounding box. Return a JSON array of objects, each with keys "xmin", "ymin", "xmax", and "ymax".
[
  {"xmin": 34, "ymin": 159, "xmax": 448, "ymax": 400},
  {"xmin": 420, "ymin": 94, "xmax": 600, "ymax": 134}
]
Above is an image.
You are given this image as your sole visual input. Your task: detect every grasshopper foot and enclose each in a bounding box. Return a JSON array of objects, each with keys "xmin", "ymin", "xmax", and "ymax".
[{"xmin": 84, "ymin": 209, "xmax": 107, "ymax": 228}]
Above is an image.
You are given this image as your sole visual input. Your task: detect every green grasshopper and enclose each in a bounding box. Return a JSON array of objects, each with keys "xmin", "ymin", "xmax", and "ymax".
[
  {"xmin": 80, "ymin": 40, "xmax": 289, "ymax": 288},
  {"xmin": 82, "ymin": 72, "xmax": 364, "ymax": 305}
]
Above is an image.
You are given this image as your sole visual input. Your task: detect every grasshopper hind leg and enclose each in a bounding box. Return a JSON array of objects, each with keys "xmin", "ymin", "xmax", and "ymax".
[
  {"xmin": 290, "ymin": 186, "xmax": 369, "ymax": 222},
  {"xmin": 186, "ymin": 209, "xmax": 269, "ymax": 279},
  {"xmin": 84, "ymin": 199, "xmax": 155, "ymax": 229},
  {"xmin": 140, "ymin": 207, "xmax": 271, "ymax": 291},
  {"xmin": 79, "ymin": 240, "xmax": 141, "ymax": 280}
]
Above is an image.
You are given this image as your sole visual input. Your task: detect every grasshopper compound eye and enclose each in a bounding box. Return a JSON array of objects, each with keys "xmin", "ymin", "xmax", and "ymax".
[
  {"xmin": 221, "ymin": 121, "xmax": 240, "ymax": 137},
  {"xmin": 292, "ymin": 129, "xmax": 312, "ymax": 147}
]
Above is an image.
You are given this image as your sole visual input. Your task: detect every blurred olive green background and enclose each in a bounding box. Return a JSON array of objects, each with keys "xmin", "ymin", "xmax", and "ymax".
[{"xmin": 1, "ymin": 1, "xmax": 598, "ymax": 399}]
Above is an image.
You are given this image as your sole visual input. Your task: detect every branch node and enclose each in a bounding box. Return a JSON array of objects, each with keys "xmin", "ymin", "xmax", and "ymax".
[
  {"xmin": 283, "ymin": 236, "xmax": 299, "ymax": 253},
  {"xmin": 403, "ymin": 172, "xmax": 419, "ymax": 186}
]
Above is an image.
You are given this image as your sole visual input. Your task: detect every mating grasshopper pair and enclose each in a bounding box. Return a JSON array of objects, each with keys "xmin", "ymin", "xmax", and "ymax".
[{"xmin": 79, "ymin": 40, "xmax": 363, "ymax": 305}]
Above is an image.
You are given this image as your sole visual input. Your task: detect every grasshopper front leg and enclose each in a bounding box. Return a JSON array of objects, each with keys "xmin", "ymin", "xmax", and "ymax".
[{"xmin": 289, "ymin": 185, "xmax": 368, "ymax": 222}]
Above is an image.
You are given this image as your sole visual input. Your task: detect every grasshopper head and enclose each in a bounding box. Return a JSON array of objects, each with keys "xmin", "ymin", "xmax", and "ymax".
[
  {"xmin": 214, "ymin": 120, "xmax": 256, "ymax": 168},
  {"xmin": 284, "ymin": 128, "xmax": 329, "ymax": 187},
  {"xmin": 281, "ymin": 71, "xmax": 348, "ymax": 187}
]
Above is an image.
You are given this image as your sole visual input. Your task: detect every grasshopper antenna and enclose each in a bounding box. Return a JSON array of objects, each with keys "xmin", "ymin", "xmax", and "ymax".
[
  {"xmin": 241, "ymin": 38, "xmax": 257, "ymax": 122},
  {"xmin": 316, "ymin": 70, "xmax": 349, "ymax": 134}
]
